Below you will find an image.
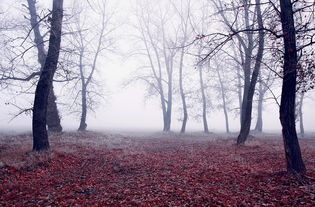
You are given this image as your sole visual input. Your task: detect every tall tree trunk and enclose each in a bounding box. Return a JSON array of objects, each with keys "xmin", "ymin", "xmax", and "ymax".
[
  {"xmin": 279, "ymin": 0, "xmax": 306, "ymax": 172},
  {"xmin": 179, "ymin": 47, "xmax": 188, "ymax": 133},
  {"xmin": 299, "ymin": 93, "xmax": 305, "ymax": 138},
  {"xmin": 216, "ymin": 68, "xmax": 230, "ymax": 133},
  {"xmin": 27, "ymin": 0, "xmax": 62, "ymax": 132},
  {"xmin": 237, "ymin": 0, "xmax": 264, "ymax": 145},
  {"xmin": 239, "ymin": 0, "xmax": 254, "ymax": 126},
  {"xmin": 32, "ymin": 0, "xmax": 63, "ymax": 151},
  {"xmin": 236, "ymin": 65, "xmax": 243, "ymax": 126},
  {"xmin": 255, "ymin": 94, "xmax": 263, "ymax": 132},
  {"xmin": 164, "ymin": 72, "xmax": 173, "ymax": 132},
  {"xmin": 199, "ymin": 65, "xmax": 209, "ymax": 133},
  {"xmin": 255, "ymin": 73, "xmax": 263, "ymax": 132},
  {"xmin": 78, "ymin": 48, "xmax": 87, "ymax": 131}
]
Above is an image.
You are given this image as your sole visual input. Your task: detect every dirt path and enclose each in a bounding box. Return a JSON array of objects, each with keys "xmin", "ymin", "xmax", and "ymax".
[{"xmin": 0, "ymin": 132, "xmax": 315, "ymax": 206}]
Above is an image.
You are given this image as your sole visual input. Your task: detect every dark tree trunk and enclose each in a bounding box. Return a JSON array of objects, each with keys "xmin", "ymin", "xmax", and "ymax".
[
  {"xmin": 199, "ymin": 66, "xmax": 209, "ymax": 133},
  {"xmin": 279, "ymin": 0, "xmax": 306, "ymax": 172},
  {"xmin": 239, "ymin": 0, "xmax": 254, "ymax": 127},
  {"xmin": 32, "ymin": 0, "xmax": 63, "ymax": 151},
  {"xmin": 237, "ymin": 0, "xmax": 264, "ymax": 145},
  {"xmin": 47, "ymin": 84, "xmax": 62, "ymax": 132},
  {"xmin": 299, "ymin": 93, "xmax": 305, "ymax": 138},
  {"xmin": 27, "ymin": 0, "xmax": 62, "ymax": 133}
]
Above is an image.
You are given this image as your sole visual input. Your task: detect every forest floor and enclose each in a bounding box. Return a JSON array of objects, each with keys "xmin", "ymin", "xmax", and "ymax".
[{"xmin": 0, "ymin": 131, "xmax": 315, "ymax": 206}]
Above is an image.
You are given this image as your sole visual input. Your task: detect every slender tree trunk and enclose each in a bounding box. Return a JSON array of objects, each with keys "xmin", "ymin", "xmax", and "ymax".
[
  {"xmin": 164, "ymin": 71, "xmax": 173, "ymax": 132},
  {"xmin": 78, "ymin": 86, "xmax": 87, "ymax": 131},
  {"xmin": 255, "ymin": 73, "xmax": 264, "ymax": 132},
  {"xmin": 299, "ymin": 93, "xmax": 305, "ymax": 138},
  {"xmin": 217, "ymin": 68, "xmax": 230, "ymax": 133},
  {"xmin": 32, "ymin": 0, "xmax": 63, "ymax": 151},
  {"xmin": 237, "ymin": 0, "xmax": 264, "ymax": 145},
  {"xmin": 255, "ymin": 94, "xmax": 263, "ymax": 132},
  {"xmin": 161, "ymin": 22, "xmax": 173, "ymax": 132},
  {"xmin": 78, "ymin": 48, "xmax": 87, "ymax": 131},
  {"xmin": 236, "ymin": 65, "xmax": 243, "ymax": 126},
  {"xmin": 27, "ymin": 0, "xmax": 62, "ymax": 133},
  {"xmin": 279, "ymin": 0, "xmax": 306, "ymax": 172},
  {"xmin": 199, "ymin": 65, "xmax": 209, "ymax": 133},
  {"xmin": 179, "ymin": 47, "xmax": 188, "ymax": 133},
  {"xmin": 239, "ymin": 0, "xmax": 254, "ymax": 126}
]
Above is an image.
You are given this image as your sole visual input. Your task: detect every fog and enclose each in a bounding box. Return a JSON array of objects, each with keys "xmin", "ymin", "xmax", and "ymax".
[{"xmin": 0, "ymin": 0, "xmax": 314, "ymax": 135}]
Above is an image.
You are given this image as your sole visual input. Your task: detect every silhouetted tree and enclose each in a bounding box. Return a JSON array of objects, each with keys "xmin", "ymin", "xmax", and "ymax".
[
  {"xmin": 236, "ymin": 0, "xmax": 265, "ymax": 144},
  {"xmin": 27, "ymin": 0, "xmax": 62, "ymax": 132},
  {"xmin": 279, "ymin": 0, "xmax": 305, "ymax": 172},
  {"xmin": 33, "ymin": 0, "xmax": 64, "ymax": 151}
]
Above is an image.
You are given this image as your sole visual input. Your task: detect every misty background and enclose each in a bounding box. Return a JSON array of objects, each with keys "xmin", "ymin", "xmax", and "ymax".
[{"xmin": 0, "ymin": 0, "xmax": 314, "ymax": 134}]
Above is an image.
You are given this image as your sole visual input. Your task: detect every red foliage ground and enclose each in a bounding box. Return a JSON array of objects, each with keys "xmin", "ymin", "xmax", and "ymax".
[{"xmin": 0, "ymin": 132, "xmax": 315, "ymax": 206}]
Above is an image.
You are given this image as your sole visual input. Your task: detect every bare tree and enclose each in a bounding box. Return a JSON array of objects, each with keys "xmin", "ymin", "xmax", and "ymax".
[
  {"xmin": 170, "ymin": 0, "xmax": 194, "ymax": 133},
  {"xmin": 214, "ymin": 61, "xmax": 230, "ymax": 133},
  {"xmin": 254, "ymin": 69, "xmax": 275, "ymax": 132},
  {"xmin": 133, "ymin": 1, "xmax": 177, "ymax": 132},
  {"xmin": 236, "ymin": 0, "xmax": 265, "ymax": 145},
  {"xmin": 0, "ymin": 1, "xmax": 73, "ymax": 131},
  {"xmin": 278, "ymin": 0, "xmax": 306, "ymax": 172},
  {"xmin": 198, "ymin": 63, "xmax": 209, "ymax": 133},
  {"xmin": 190, "ymin": 1, "xmax": 212, "ymax": 133},
  {"xmin": 64, "ymin": 0, "xmax": 114, "ymax": 131},
  {"xmin": 33, "ymin": 0, "xmax": 63, "ymax": 151},
  {"xmin": 26, "ymin": 0, "xmax": 62, "ymax": 132},
  {"xmin": 210, "ymin": 0, "xmax": 265, "ymax": 144}
]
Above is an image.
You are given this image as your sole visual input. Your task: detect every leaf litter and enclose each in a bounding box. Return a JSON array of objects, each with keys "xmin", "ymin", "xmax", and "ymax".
[{"xmin": 0, "ymin": 131, "xmax": 314, "ymax": 206}]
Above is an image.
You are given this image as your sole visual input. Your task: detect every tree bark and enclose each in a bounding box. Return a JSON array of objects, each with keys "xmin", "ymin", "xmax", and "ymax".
[
  {"xmin": 237, "ymin": 0, "xmax": 264, "ymax": 145},
  {"xmin": 279, "ymin": 0, "xmax": 306, "ymax": 172},
  {"xmin": 27, "ymin": 0, "xmax": 62, "ymax": 133},
  {"xmin": 32, "ymin": 0, "xmax": 63, "ymax": 151},
  {"xmin": 47, "ymin": 85, "xmax": 62, "ymax": 132}
]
